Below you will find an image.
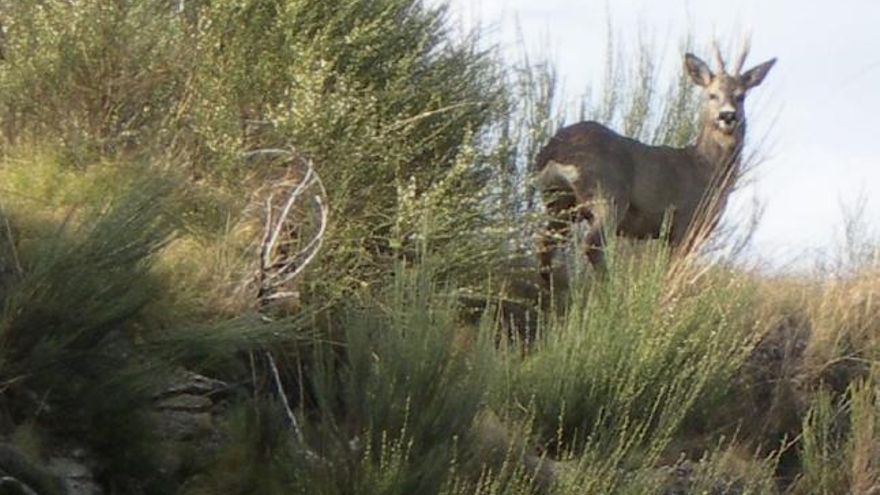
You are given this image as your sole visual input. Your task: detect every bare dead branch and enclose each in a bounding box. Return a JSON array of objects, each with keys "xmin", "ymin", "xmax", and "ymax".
[
  {"xmin": 245, "ymin": 147, "xmax": 330, "ymax": 457},
  {"xmin": 250, "ymin": 148, "xmax": 328, "ymax": 311},
  {"xmin": 265, "ymin": 350, "xmax": 305, "ymax": 443}
]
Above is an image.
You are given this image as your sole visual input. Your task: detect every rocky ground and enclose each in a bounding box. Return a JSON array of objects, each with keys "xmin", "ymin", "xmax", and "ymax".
[{"xmin": 0, "ymin": 313, "xmax": 821, "ymax": 494}]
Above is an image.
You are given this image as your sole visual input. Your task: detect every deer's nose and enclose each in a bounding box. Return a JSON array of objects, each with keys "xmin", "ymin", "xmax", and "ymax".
[{"xmin": 718, "ymin": 111, "xmax": 737, "ymax": 124}]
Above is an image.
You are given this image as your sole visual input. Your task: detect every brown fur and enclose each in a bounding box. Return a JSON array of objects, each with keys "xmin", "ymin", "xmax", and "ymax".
[{"xmin": 536, "ymin": 44, "xmax": 776, "ymax": 277}]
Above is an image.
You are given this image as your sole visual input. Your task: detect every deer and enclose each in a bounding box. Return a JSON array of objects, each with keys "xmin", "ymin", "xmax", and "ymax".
[{"xmin": 535, "ymin": 41, "xmax": 776, "ymax": 280}]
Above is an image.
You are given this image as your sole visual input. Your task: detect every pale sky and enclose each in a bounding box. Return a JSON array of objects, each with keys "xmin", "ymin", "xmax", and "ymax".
[{"xmin": 442, "ymin": 0, "xmax": 880, "ymax": 270}]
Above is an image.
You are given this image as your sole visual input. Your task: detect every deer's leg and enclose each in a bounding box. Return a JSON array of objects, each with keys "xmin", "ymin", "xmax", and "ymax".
[
  {"xmin": 538, "ymin": 217, "xmax": 570, "ymax": 282},
  {"xmin": 538, "ymin": 190, "xmax": 578, "ymax": 283},
  {"xmin": 573, "ymin": 190, "xmax": 615, "ymax": 273},
  {"xmin": 583, "ymin": 217, "xmax": 607, "ymax": 271}
]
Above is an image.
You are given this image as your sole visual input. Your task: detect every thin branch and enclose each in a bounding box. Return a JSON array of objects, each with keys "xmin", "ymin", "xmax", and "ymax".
[
  {"xmin": 265, "ymin": 350, "xmax": 305, "ymax": 443},
  {"xmin": 388, "ymin": 101, "xmax": 480, "ymax": 130},
  {"xmin": 0, "ymin": 203, "xmax": 22, "ymax": 276},
  {"xmin": 252, "ymin": 148, "xmax": 328, "ymax": 306},
  {"xmin": 259, "ymin": 194, "xmax": 274, "ymax": 275},
  {"xmin": 266, "ymin": 166, "xmax": 314, "ymax": 254},
  {"xmin": 275, "ymin": 195, "xmax": 328, "ymax": 286}
]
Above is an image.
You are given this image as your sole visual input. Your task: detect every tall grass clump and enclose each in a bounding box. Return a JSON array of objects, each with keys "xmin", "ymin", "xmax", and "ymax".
[
  {"xmin": 804, "ymin": 218, "xmax": 880, "ymax": 388},
  {"xmin": 190, "ymin": 256, "xmax": 503, "ymax": 494},
  {"xmin": 0, "ymin": 153, "xmax": 179, "ymax": 489},
  {"xmin": 794, "ymin": 377, "xmax": 880, "ymax": 494},
  {"xmin": 503, "ymin": 241, "xmax": 762, "ymax": 481}
]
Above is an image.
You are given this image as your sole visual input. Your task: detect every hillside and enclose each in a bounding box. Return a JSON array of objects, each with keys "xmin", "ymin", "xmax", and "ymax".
[{"xmin": 0, "ymin": 1, "xmax": 877, "ymax": 494}]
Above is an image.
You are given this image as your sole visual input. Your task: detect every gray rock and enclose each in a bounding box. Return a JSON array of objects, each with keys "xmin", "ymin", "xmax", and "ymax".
[
  {"xmin": 155, "ymin": 370, "xmax": 229, "ymax": 399},
  {"xmin": 151, "ymin": 411, "xmax": 213, "ymax": 442},
  {"xmin": 155, "ymin": 394, "xmax": 213, "ymax": 413},
  {"xmin": 0, "ymin": 476, "xmax": 40, "ymax": 495},
  {"xmin": 0, "ymin": 443, "xmax": 63, "ymax": 495},
  {"xmin": 149, "ymin": 369, "xmax": 231, "ymax": 479},
  {"xmin": 47, "ymin": 457, "xmax": 102, "ymax": 495}
]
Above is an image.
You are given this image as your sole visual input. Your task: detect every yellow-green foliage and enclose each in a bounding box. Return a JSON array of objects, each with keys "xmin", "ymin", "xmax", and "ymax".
[
  {"xmin": 177, "ymin": 0, "xmax": 520, "ymax": 298},
  {"xmin": 0, "ymin": 1, "xmax": 188, "ymax": 158},
  {"xmin": 795, "ymin": 377, "xmax": 880, "ymax": 494},
  {"xmin": 498, "ymin": 243, "xmax": 764, "ymax": 491},
  {"xmin": 0, "ymin": 0, "xmax": 522, "ymax": 303},
  {"xmin": 1, "ymin": 1, "xmax": 879, "ymax": 493}
]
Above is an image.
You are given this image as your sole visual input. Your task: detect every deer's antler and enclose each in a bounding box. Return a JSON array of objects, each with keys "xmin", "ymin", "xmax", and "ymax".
[
  {"xmin": 732, "ymin": 36, "xmax": 751, "ymax": 75},
  {"xmin": 712, "ymin": 40, "xmax": 727, "ymax": 74}
]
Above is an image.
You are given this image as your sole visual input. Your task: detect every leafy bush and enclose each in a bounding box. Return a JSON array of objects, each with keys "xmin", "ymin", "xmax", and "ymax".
[{"xmin": 0, "ymin": 1, "xmax": 189, "ymax": 158}]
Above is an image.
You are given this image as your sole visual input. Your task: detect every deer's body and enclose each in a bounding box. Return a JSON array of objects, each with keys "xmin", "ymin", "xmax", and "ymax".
[
  {"xmin": 537, "ymin": 122, "xmax": 729, "ymax": 242},
  {"xmin": 536, "ymin": 42, "xmax": 775, "ymax": 275}
]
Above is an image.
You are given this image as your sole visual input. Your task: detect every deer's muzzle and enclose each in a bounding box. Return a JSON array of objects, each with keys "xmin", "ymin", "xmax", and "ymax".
[{"xmin": 718, "ymin": 111, "xmax": 737, "ymax": 125}]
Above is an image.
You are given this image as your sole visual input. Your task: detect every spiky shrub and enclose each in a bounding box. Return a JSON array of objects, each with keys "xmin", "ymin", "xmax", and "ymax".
[
  {"xmin": 310, "ymin": 259, "xmax": 499, "ymax": 493},
  {"xmin": 180, "ymin": 0, "xmax": 526, "ymax": 298},
  {"xmin": 0, "ymin": 1, "xmax": 189, "ymax": 158},
  {"xmin": 190, "ymin": 258, "xmax": 500, "ymax": 495},
  {"xmin": 0, "ymin": 153, "xmax": 179, "ymax": 489},
  {"xmin": 502, "ymin": 241, "xmax": 761, "ymax": 483},
  {"xmin": 795, "ymin": 378, "xmax": 880, "ymax": 494}
]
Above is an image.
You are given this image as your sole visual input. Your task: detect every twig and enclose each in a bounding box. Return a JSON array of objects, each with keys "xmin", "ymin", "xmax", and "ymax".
[
  {"xmin": 0, "ymin": 202, "xmax": 22, "ymax": 276},
  {"xmin": 254, "ymin": 149, "xmax": 328, "ymax": 304},
  {"xmin": 265, "ymin": 350, "xmax": 305, "ymax": 443},
  {"xmin": 266, "ymin": 166, "xmax": 314, "ymax": 253},
  {"xmin": 246, "ymin": 147, "xmax": 328, "ymax": 455}
]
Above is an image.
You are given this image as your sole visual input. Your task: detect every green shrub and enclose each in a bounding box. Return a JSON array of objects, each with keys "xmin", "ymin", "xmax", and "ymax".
[
  {"xmin": 0, "ymin": 1, "xmax": 189, "ymax": 159},
  {"xmin": 503, "ymin": 241, "xmax": 761, "ymax": 467},
  {"xmin": 0, "ymin": 156, "xmax": 179, "ymax": 490},
  {"xmin": 190, "ymin": 257, "xmax": 501, "ymax": 494},
  {"xmin": 183, "ymin": 0, "xmax": 519, "ymax": 298},
  {"xmin": 795, "ymin": 377, "xmax": 880, "ymax": 494}
]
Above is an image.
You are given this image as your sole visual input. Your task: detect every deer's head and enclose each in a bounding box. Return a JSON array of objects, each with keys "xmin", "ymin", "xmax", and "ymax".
[{"xmin": 685, "ymin": 41, "xmax": 776, "ymax": 137}]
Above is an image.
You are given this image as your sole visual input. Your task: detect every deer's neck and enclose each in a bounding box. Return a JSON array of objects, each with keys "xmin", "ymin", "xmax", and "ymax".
[{"xmin": 691, "ymin": 122, "xmax": 745, "ymax": 176}]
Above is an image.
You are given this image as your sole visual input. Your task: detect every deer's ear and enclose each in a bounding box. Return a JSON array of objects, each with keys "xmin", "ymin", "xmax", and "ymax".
[
  {"xmin": 684, "ymin": 53, "xmax": 713, "ymax": 87},
  {"xmin": 740, "ymin": 58, "xmax": 776, "ymax": 89}
]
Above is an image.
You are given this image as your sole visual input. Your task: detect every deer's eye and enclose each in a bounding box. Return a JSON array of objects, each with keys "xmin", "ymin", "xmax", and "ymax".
[
  {"xmin": 708, "ymin": 93, "xmax": 719, "ymax": 101},
  {"xmin": 735, "ymin": 94, "xmax": 745, "ymax": 103}
]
